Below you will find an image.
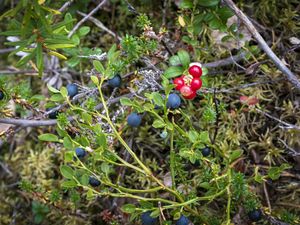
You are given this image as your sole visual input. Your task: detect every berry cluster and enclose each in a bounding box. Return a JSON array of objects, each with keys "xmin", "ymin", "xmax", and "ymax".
[{"xmin": 173, "ymin": 63, "xmax": 203, "ymax": 100}]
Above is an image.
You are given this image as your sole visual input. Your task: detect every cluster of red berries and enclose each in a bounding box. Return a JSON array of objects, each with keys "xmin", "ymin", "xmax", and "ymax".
[{"xmin": 173, "ymin": 63, "xmax": 203, "ymax": 100}]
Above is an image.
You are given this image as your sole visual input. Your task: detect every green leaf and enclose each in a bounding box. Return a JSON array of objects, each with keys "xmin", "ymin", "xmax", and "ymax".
[
  {"xmin": 51, "ymin": 18, "xmax": 76, "ymax": 30},
  {"xmin": 144, "ymin": 103, "xmax": 154, "ymax": 111},
  {"xmin": 169, "ymin": 55, "xmax": 181, "ymax": 66},
  {"xmin": 47, "ymin": 84, "xmax": 60, "ymax": 93},
  {"xmin": 121, "ymin": 204, "xmax": 136, "ymax": 213},
  {"xmin": 152, "ymin": 92, "xmax": 164, "ymax": 107},
  {"xmin": 101, "ymin": 162, "xmax": 110, "ymax": 174},
  {"xmin": 91, "ymin": 76, "xmax": 99, "ymax": 85},
  {"xmin": 173, "ymin": 212, "xmax": 181, "ymax": 220},
  {"xmin": 180, "ymin": 0, "xmax": 193, "ymax": 9},
  {"xmin": 164, "ymin": 66, "xmax": 184, "ymax": 79},
  {"xmin": 93, "ymin": 60, "xmax": 105, "ymax": 73},
  {"xmin": 152, "ymin": 119, "xmax": 166, "ymax": 128},
  {"xmin": 96, "ymin": 133, "xmax": 107, "ymax": 149},
  {"xmin": 208, "ymin": 17, "xmax": 222, "ymax": 30},
  {"xmin": 78, "ymin": 26, "xmax": 90, "ymax": 36},
  {"xmin": 81, "ymin": 112, "xmax": 93, "ymax": 124},
  {"xmin": 60, "ymin": 165, "xmax": 74, "ymax": 179},
  {"xmin": 120, "ymin": 97, "xmax": 132, "ymax": 106},
  {"xmin": 107, "ymin": 44, "xmax": 117, "ymax": 61},
  {"xmin": 139, "ymin": 201, "xmax": 153, "ymax": 209},
  {"xmin": 199, "ymin": 131, "xmax": 210, "ymax": 144},
  {"xmin": 198, "ymin": 0, "xmax": 220, "ymax": 7},
  {"xmin": 61, "ymin": 180, "xmax": 77, "ymax": 188},
  {"xmin": 67, "ymin": 57, "xmax": 80, "ymax": 67},
  {"xmin": 199, "ymin": 182, "xmax": 210, "ymax": 189},
  {"xmin": 177, "ymin": 50, "xmax": 190, "ymax": 68},
  {"xmin": 80, "ymin": 174, "xmax": 89, "ymax": 186},
  {"xmin": 93, "ymin": 124, "xmax": 102, "ymax": 134},
  {"xmin": 86, "ymin": 189, "xmax": 94, "ymax": 200},
  {"xmin": 44, "ymin": 36, "xmax": 75, "ymax": 45},
  {"xmin": 229, "ymin": 150, "xmax": 243, "ymax": 162},
  {"xmin": 268, "ymin": 164, "xmax": 291, "ymax": 180},
  {"xmin": 60, "ymin": 87, "xmax": 68, "ymax": 98},
  {"xmin": 46, "ymin": 44, "xmax": 76, "ymax": 49},
  {"xmin": 38, "ymin": 133, "xmax": 59, "ymax": 142},
  {"xmin": 64, "ymin": 12, "xmax": 74, "ymax": 30},
  {"xmin": 50, "ymin": 93, "xmax": 64, "ymax": 102},
  {"xmin": 30, "ymin": 94, "xmax": 45, "ymax": 102},
  {"xmin": 188, "ymin": 130, "xmax": 199, "ymax": 143},
  {"xmin": 217, "ymin": 7, "xmax": 234, "ymax": 21},
  {"xmin": 0, "ymin": 30, "xmax": 22, "ymax": 36},
  {"xmin": 150, "ymin": 209, "xmax": 160, "ymax": 218},
  {"xmin": 48, "ymin": 50, "xmax": 67, "ymax": 60},
  {"xmin": 63, "ymin": 137, "xmax": 73, "ymax": 150},
  {"xmin": 64, "ymin": 152, "xmax": 73, "ymax": 162},
  {"xmin": 202, "ymin": 67, "xmax": 208, "ymax": 76}
]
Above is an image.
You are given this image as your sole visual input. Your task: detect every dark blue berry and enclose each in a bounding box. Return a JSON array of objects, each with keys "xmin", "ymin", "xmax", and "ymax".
[
  {"xmin": 89, "ymin": 176, "xmax": 101, "ymax": 187},
  {"xmin": 46, "ymin": 108, "xmax": 58, "ymax": 119},
  {"xmin": 127, "ymin": 113, "xmax": 141, "ymax": 127},
  {"xmin": 75, "ymin": 148, "xmax": 86, "ymax": 159},
  {"xmin": 67, "ymin": 83, "xmax": 78, "ymax": 98},
  {"xmin": 248, "ymin": 209, "xmax": 262, "ymax": 222},
  {"xmin": 201, "ymin": 147, "xmax": 211, "ymax": 157},
  {"xmin": 107, "ymin": 75, "xmax": 122, "ymax": 88},
  {"xmin": 141, "ymin": 212, "xmax": 158, "ymax": 225},
  {"xmin": 167, "ymin": 93, "xmax": 181, "ymax": 109},
  {"xmin": 176, "ymin": 215, "xmax": 190, "ymax": 225},
  {"xmin": 0, "ymin": 91, "xmax": 4, "ymax": 100}
]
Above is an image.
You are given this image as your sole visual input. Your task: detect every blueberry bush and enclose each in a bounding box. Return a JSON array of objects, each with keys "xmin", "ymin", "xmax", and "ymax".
[{"xmin": 0, "ymin": 0, "xmax": 300, "ymax": 225}]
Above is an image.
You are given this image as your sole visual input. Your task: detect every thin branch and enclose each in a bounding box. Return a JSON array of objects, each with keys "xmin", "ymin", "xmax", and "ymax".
[
  {"xmin": 202, "ymin": 52, "xmax": 246, "ymax": 68},
  {"xmin": 0, "ymin": 48, "xmax": 15, "ymax": 54},
  {"xmin": 0, "ymin": 70, "xmax": 39, "ymax": 75},
  {"xmin": 0, "ymin": 118, "xmax": 60, "ymax": 127},
  {"xmin": 77, "ymin": 11, "xmax": 121, "ymax": 41},
  {"xmin": 223, "ymin": 0, "xmax": 300, "ymax": 90},
  {"xmin": 0, "ymin": 93, "xmax": 133, "ymax": 127},
  {"xmin": 256, "ymin": 108, "xmax": 300, "ymax": 131},
  {"xmin": 278, "ymin": 138, "xmax": 300, "ymax": 156},
  {"xmin": 58, "ymin": 0, "xmax": 74, "ymax": 13},
  {"xmin": 68, "ymin": 0, "xmax": 108, "ymax": 38}
]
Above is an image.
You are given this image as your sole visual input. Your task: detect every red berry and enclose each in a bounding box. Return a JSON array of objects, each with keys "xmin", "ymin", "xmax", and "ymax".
[
  {"xmin": 190, "ymin": 78, "xmax": 202, "ymax": 91},
  {"xmin": 184, "ymin": 90, "xmax": 197, "ymax": 100},
  {"xmin": 180, "ymin": 85, "xmax": 194, "ymax": 97},
  {"xmin": 188, "ymin": 65, "xmax": 202, "ymax": 78},
  {"xmin": 173, "ymin": 76, "xmax": 185, "ymax": 90}
]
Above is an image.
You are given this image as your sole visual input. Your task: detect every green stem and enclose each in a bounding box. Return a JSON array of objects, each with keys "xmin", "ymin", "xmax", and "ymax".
[
  {"xmin": 117, "ymin": 185, "xmax": 163, "ymax": 194},
  {"xmin": 170, "ymin": 124, "xmax": 176, "ymax": 189},
  {"xmin": 226, "ymin": 168, "xmax": 232, "ymax": 225}
]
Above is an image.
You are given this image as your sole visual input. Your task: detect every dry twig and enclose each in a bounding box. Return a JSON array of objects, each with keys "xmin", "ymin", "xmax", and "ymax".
[{"xmin": 223, "ymin": 0, "xmax": 300, "ymax": 90}]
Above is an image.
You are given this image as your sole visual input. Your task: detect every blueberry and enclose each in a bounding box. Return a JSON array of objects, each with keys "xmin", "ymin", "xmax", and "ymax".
[
  {"xmin": 176, "ymin": 215, "xmax": 190, "ymax": 225},
  {"xmin": 107, "ymin": 75, "xmax": 122, "ymax": 88},
  {"xmin": 201, "ymin": 147, "xmax": 211, "ymax": 157},
  {"xmin": 141, "ymin": 212, "xmax": 158, "ymax": 225},
  {"xmin": 248, "ymin": 209, "xmax": 262, "ymax": 222},
  {"xmin": 46, "ymin": 108, "xmax": 59, "ymax": 119},
  {"xmin": 127, "ymin": 113, "xmax": 142, "ymax": 127},
  {"xmin": 0, "ymin": 90, "xmax": 4, "ymax": 100},
  {"xmin": 67, "ymin": 83, "xmax": 78, "ymax": 98},
  {"xmin": 75, "ymin": 148, "xmax": 86, "ymax": 159},
  {"xmin": 167, "ymin": 93, "xmax": 181, "ymax": 109},
  {"xmin": 89, "ymin": 176, "xmax": 101, "ymax": 187}
]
